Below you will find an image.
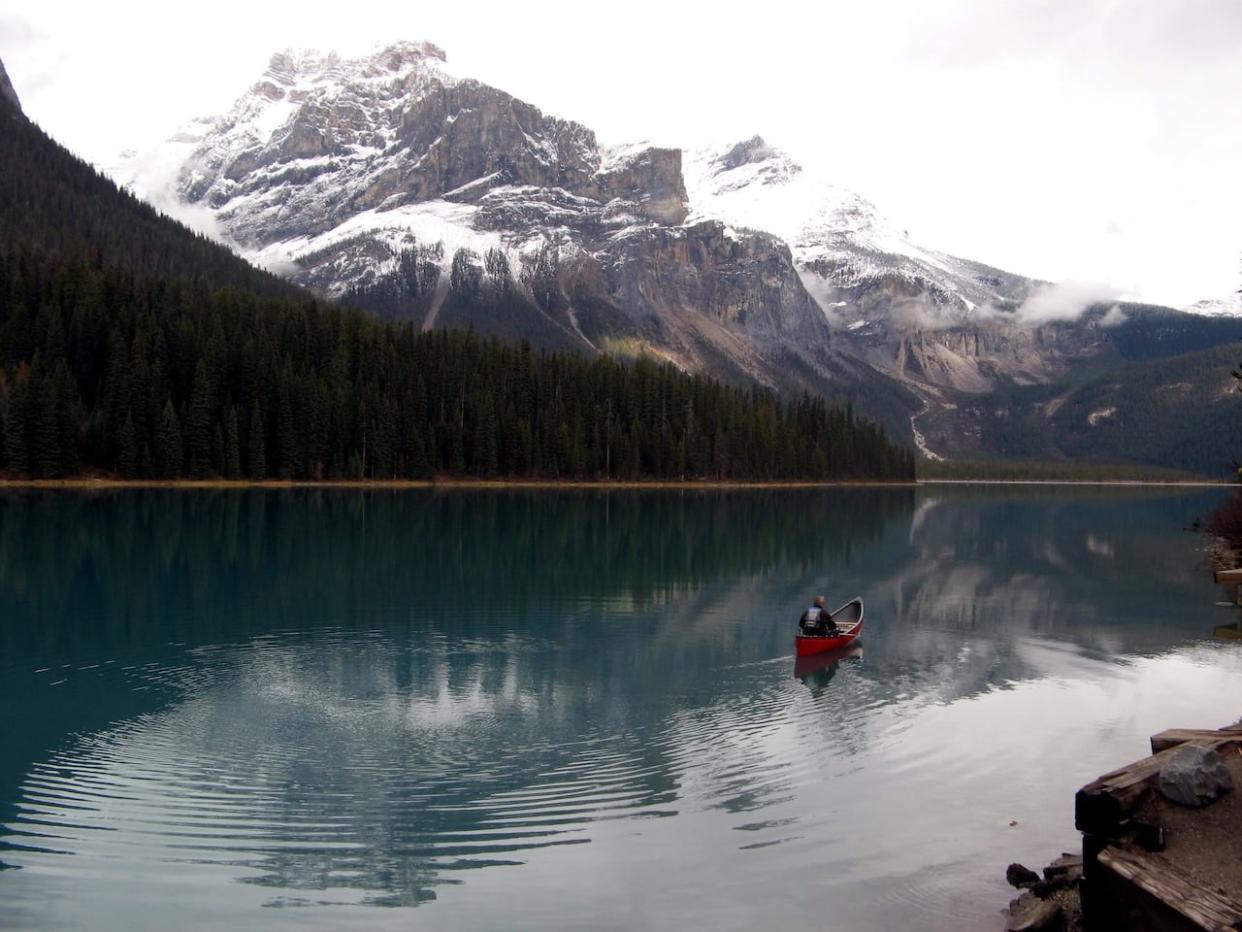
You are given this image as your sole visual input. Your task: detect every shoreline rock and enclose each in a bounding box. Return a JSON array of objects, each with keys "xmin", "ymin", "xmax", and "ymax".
[
  {"xmin": 1004, "ymin": 853, "xmax": 1083, "ymax": 932},
  {"xmin": 1157, "ymin": 745, "xmax": 1234, "ymax": 807}
]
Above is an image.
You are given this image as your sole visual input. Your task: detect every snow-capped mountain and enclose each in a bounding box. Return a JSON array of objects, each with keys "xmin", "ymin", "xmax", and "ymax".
[
  {"xmin": 683, "ymin": 137, "xmax": 1145, "ymax": 393},
  {"xmin": 684, "ymin": 135, "xmax": 1033, "ymax": 321},
  {"xmin": 111, "ymin": 40, "xmax": 1242, "ymax": 452},
  {"xmin": 114, "ymin": 41, "xmax": 889, "ymax": 423}
]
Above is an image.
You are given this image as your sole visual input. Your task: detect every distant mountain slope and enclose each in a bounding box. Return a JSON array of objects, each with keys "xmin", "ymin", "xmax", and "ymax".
[{"xmin": 919, "ymin": 340, "xmax": 1242, "ymax": 474}]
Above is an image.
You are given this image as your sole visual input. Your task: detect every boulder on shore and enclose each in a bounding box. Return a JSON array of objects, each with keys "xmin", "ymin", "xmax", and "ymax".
[
  {"xmin": 1006, "ymin": 863, "xmax": 1040, "ymax": 889},
  {"xmin": 1157, "ymin": 745, "xmax": 1233, "ymax": 807}
]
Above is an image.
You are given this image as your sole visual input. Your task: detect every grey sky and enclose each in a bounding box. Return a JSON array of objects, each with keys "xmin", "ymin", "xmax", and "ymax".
[{"xmin": 2, "ymin": 0, "xmax": 1239, "ymax": 307}]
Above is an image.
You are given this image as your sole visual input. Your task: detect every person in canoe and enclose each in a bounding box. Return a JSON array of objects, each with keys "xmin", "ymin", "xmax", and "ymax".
[{"xmin": 799, "ymin": 595, "xmax": 839, "ymax": 637}]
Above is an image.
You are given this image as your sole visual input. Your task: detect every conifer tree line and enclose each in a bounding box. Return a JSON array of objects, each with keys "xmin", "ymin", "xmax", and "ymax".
[
  {"xmin": 0, "ymin": 249, "xmax": 913, "ymax": 480},
  {"xmin": 0, "ymin": 91, "xmax": 915, "ymax": 482}
]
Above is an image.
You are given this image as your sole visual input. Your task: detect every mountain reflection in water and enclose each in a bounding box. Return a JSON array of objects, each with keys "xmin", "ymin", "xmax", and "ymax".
[{"xmin": 1, "ymin": 487, "xmax": 1238, "ymax": 932}]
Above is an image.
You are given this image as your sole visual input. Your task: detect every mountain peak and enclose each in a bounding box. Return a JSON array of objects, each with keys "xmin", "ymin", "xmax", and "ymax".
[
  {"xmin": 715, "ymin": 136, "xmax": 801, "ymax": 175},
  {"xmin": 0, "ymin": 58, "xmax": 22, "ymax": 114},
  {"xmin": 260, "ymin": 40, "xmax": 449, "ymax": 89},
  {"xmin": 264, "ymin": 48, "xmax": 342, "ymax": 83},
  {"xmin": 371, "ymin": 40, "xmax": 448, "ymax": 70}
]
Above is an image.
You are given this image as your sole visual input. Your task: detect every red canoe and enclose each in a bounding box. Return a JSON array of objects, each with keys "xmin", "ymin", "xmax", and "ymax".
[{"xmin": 794, "ymin": 597, "xmax": 864, "ymax": 657}]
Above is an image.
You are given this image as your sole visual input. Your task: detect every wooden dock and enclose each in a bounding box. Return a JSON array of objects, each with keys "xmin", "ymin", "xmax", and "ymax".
[{"xmin": 1075, "ymin": 723, "xmax": 1242, "ymax": 931}]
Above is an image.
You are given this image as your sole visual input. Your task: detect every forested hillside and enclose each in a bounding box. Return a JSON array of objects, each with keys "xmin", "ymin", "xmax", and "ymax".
[
  {"xmin": 0, "ymin": 85, "xmax": 914, "ymax": 482},
  {"xmin": 920, "ymin": 342, "xmax": 1242, "ymax": 476}
]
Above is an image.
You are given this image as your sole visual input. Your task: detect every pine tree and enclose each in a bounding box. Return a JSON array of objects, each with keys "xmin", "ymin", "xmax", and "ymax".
[
  {"xmin": 449, "ymin": 427, "xmax": 466, "ymax": 475},
  {"xmin": 102, "ymin": 331, "xmax": 131, "ymax": 464},
  {"xmin": 243, "ymin": 405, "xmax": 263, "ymax": 482},
  {"xmin": 187, "ymin": 359, "xmax": 214, "ymax": 477},
  {"xmin": 54, "ymin": 361, "xmax": 79, "ymax": 476},
  {"xmin": 276, "ymin": 381, "xmax": 298, "ymax": 479},
  {"xmin": 474, "ymin": 392, "xmax": 499, "ymax": 477},
  {"xmin": 117, "ymin": 411, "xmax": 138, "ymax": 478},
  {"xmin": 4, "ymin": 370, "xmax": 30, "ymax": 476},
  {"xmin": 224, "ymin": 406, "xmax": 241, "ymax": 479},
  {"xmin": 32, "ymin": 365, "xmax": 63, "ymax": 477},
  {"xmin": 248, "ymin": 403, "xmax": 267, "ymax": 480},
  {"xmin": 156, "ymin": 399, "xmax": 182, "ymax": 478},
  {"xmin": 409, "ymin": 424, "xmax": 431, "ymax": 479}
]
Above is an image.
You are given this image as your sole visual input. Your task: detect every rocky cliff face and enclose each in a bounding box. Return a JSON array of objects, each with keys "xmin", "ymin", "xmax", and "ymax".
[
  {"xmin": 113, "ymin": 42, "xmax": 858, "ymax": 408},
  {"xmin": 158, "ymin": 43, "xmax": 692, "ymax": 251}
]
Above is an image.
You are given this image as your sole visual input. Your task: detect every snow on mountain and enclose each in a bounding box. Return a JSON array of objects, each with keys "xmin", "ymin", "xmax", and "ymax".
[
  {"xmin": 683, "ymin": 135, "xmax": 1039, "ymax": 328},
  {"xmin": 112, "ymin": 41, "xmax": 693, "ymax": 293},
  {"xmin": 1183, "ymin": 294, "xmax": 1242, "ymax": 318},
  {"xmin": 685, "ymin": 136, "xmax": 930, "ymax": 268}
]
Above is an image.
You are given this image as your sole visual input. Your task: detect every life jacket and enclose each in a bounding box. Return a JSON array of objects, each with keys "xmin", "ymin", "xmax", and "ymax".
[{"xmin": 804, "ymin": 606, "xmax": 825, "ymax": 625}]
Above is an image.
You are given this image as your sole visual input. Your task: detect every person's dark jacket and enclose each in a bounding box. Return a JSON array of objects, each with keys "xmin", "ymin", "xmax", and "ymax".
[{"xmin": 799, "ymin": 605, "xmax": 838, "ymax": 635}]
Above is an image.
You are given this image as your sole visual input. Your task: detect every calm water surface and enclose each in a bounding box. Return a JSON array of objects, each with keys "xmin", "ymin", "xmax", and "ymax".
[{"xmin": 1, "ymin": 487, "xmax": 1239, "ymax": 931}]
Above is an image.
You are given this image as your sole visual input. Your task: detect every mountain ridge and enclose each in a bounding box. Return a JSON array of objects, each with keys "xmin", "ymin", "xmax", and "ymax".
[{"xmin": 106, "ymin": 41, "xmax": 1242, "ymax": 466}]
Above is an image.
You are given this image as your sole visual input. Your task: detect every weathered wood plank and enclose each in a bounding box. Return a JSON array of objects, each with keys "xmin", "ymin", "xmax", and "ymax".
[
  {"xmin": 1150, "ymin": 726, "xmax": 1242, "ymax": 754},
  {"xmin": 1097, "ymin": 846, "xmax": 1242, "ymax": 931},
  {"xmin": 1213, "ymin": 568, "xmax": 1242, "ymax": 584}
]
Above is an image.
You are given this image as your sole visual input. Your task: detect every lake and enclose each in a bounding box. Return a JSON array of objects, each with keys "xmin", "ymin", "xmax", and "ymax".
[{"xmin": 1, "ymin": 487, "xmax": 1239, "ymax": 931}]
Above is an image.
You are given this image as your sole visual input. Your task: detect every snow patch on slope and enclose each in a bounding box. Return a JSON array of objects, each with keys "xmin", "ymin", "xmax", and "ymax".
[
  {"xmin": 684, "ymin": 141, "xmax": 947, "ymax": 271},
  {"xmin": 682, "ymin": 138, "xmax": 1007, "ymax": 326},
  {"xmin": 1184, "ymin": 295, "xmax": 1242, "ymax": 318},
  {"xmin": 250, "ymin": 201, "xmax": 511, "ymax": 291}
]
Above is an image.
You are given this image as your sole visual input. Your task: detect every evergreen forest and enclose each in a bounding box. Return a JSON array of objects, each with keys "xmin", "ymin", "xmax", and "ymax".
[{"xmin": 0, "ymin": 94, "xmax": 914, "ymax": 482}]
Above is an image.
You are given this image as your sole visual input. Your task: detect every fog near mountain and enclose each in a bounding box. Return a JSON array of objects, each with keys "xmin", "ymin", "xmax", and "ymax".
[
  {"xmin": 1011, "ymin": 282, "xmax": 1123, "ymax": 326},
  {"xmin": 112, "ymin": 128, "xmax": 227, "ymax": 242}
]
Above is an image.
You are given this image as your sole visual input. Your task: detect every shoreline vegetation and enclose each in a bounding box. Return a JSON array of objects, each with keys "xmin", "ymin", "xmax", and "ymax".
[
  {"xmin": 0, "ymin": 476, "xmax": 1229, "ymax": 490},
  {"xmin": 917, "ymin": 457, "xmax": 1212, "ymax": 484}
]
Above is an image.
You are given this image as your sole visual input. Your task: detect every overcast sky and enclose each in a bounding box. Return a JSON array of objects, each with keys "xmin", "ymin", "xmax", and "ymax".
[{"xmin": 2, "ymin": 0, "xmax": 1239, "ymax": 307}]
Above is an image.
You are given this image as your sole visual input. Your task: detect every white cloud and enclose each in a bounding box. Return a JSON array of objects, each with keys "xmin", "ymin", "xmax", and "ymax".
[
  {"xmin": 106, "ymin": 142, "xmax": 226, "ymax": 243},
  {"xmin": 1098, "ymin": 305, "xmax": 1127, "ymax": 328},
  {"xmin": 1014, "ymin": 281, "xmax": 1122, "ymax": 325}
]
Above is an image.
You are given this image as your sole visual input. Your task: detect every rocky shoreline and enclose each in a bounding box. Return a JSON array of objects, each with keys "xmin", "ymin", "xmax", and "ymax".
[
  {"xmin": 1004, "ymin": 855, "xmax": 1085, "ymax": 931},
  {"xmin": 1002, "ymin": 721, "xmax": 1242, "ymax": 931}
]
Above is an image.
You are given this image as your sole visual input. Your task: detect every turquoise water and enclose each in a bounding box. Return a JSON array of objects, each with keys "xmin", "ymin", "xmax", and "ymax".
[{"xmin": 1, "ymin": 487, "xmax": 1239, "ymax": 930}]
